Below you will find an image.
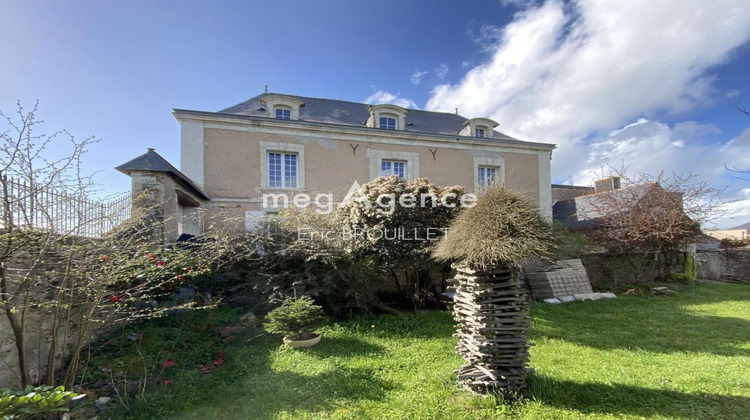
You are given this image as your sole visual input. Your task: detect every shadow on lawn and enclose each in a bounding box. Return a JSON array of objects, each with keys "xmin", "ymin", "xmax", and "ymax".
[
  {"xmin": 529, "ymin": 375, "xmax": 750, "ymax": 419},
  {"xmin": 306, "ymin": 334, "xmax": 389, "ymax": 358},
  {"xmin": 531, "ymin": 285, "xmax": 750, "ymax": 356},
  {"xmin": 133, "ymin": 333, "xmax": 395, "ymax": 420}
]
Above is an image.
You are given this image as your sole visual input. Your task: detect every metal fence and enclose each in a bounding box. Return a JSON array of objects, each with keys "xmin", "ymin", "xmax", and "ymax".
[{"xmin": 0, "ymin": 177, "xmax": 132, "ymax": 238}]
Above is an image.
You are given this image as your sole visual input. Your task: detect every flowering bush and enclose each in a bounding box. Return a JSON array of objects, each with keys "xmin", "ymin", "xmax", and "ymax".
[
  {"xmin": 335, "ymin": 176, "xmax": 465, "ymax": 305},
  {"xmin": 99, "ymin": 244, "xmax": 211, "ymax": 308}
]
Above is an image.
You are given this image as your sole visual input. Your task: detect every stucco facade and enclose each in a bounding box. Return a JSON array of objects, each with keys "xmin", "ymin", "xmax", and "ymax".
[{"xmin": 173, "ymin": 106, "xmax": 554, "ymax": 231}]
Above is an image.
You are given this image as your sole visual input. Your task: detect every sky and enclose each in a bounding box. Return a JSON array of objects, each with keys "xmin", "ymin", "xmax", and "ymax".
[{"xmin": 1, "ymin": 0, "xmax": 749, "ymax": 228}]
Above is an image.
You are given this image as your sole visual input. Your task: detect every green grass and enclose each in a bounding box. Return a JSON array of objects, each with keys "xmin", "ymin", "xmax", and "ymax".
[{"xmin": 100, "ymin": 283, "xmax": 750, "ymax": 419}]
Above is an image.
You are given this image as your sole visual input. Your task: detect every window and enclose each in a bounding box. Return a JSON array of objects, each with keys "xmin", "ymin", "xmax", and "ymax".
[
  {"xmin": 380, "ymin": 160, "xmax": 405, "ymax": 178},
  {"xmin": 478, "ymin": 166, "xmax": 497, "ymax": 187},
  {"xmin": 379, "ymin": 116, "xmax": 397, "ymax": 130},
  {"xmin": 475, "ymin": 128, "xmax": 486, "ymax": 138},
  {"xmin": 274, "ymin": 107, "xmax": 291, "ymax": 120},
  {"xmin": 268, "ymin": 152, "xmax": 298, "ymax": 188},
  {"xmin": 367, "ymin": 149, "xmax": 418, "ymax": 180}
]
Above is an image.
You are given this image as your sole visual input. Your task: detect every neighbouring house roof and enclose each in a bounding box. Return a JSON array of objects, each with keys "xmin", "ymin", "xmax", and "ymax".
[
  {"xmin": 552, "ymin": 183, "xmax": 659, "ymax": 227},
  {"xmin": 730, "ymin": 221, "xmax": 750, "ymax": 231},
  {"xmin": 116, "ymin": 148, "xmax": 209, "ymax": 200},
  {"xmin": 551, "ymin": 184, "xmax": 596, "ymax": 205},
  {"xmin": 695, "ymin": 232, "xmax": 722, "ymax": 251},
  {"xmin": 218, "ymin": 92, "xmax": 522, "ymax": 140}
]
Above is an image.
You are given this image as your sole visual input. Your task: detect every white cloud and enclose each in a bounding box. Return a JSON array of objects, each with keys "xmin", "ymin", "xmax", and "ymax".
[
  {"xmin": 570, "ymin": 123, "xmax": 750, "ymax": 228},
  {"xmin": 570, "ymin": 123, "xmax": 749, "ymax": 185},
  {"xmin": 467, "ymin": 24, "xmax": 504, "ymax": 53},
  {"xmin": 434, "ymin": 63, "xmax": 449, "ymax": 80},
  {"xmin": 364, "ymin": 90, "xmax": 418, "ymax": 109},
  {"xmin": 410, "ymin": 68, "xmax": 429, "ymax": 85},
  {"xmin": 715, "ymin": 198, "xmax": 750, "ymax": 229},
  {"xmin": 426, "ymin": 0, "xmax": 750, "ymax": 183},
  {"xmin": 671, "ymin": 121, "xmax": 722, "ymax": 140}
]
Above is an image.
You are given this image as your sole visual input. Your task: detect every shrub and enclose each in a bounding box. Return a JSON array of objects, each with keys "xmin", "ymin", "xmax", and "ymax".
[
  {"xmin": 433, "ymin": 188, "xmax": 552, "ymax": 269},
  {"xmin": 335, "ymin": 176, "xmax": 465, "ymax": 305},
  {"xmin": 669, "ymin": 254, "xmax": 697, "ymax": 283},
  {"xmin": 0, "ymin": 386, "xmax": 83, "ymax": 419},
  {"xmin": 264, "ymin": 296, "xmax": 326, "ymax": 340},
  {"xmin": 549, "ymin": 221, "xmax": 599, "ymax": 260},
  {"xmin": 685, "ymin": 254, "xmax": 697, "ymax": 282}
]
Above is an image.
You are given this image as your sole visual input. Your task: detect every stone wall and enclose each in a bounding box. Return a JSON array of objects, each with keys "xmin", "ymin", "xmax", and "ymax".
[
  {"xmin": 129, "ymin": 171, "xmax": 205, "ymax": 242},
  {"xmin": 580, "ymin": 252, "xmax": 687, "ymax": 290},
  {"xmin": 0, "ymin": 259, "xmax": 90, "ymax": 388},
  {"xmin": 695, "ymin": 249, "xmax": 750, "ymax": 283}
]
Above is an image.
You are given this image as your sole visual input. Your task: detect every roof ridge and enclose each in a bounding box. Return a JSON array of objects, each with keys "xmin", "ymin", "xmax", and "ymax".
[
  {"xmin": 265, "ymin": 92, "xmax": 466, "ymax": 117},
  {"xmin": 572, "ymin": 182, "xmax": 658, "ymax": 199}
]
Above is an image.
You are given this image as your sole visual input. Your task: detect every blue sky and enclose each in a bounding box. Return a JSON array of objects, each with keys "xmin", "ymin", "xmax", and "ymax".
[{"xmin": 1, "ymin": 0, "xmax": 749, "ymax": 227}]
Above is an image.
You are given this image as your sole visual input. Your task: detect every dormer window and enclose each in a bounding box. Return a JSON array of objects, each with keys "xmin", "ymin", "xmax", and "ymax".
[
  {"xmin": 274, "ymin": 106, "xmax": 291, "ymax": 120},
  {"xmin": 379, "ymin": 116, "xmax": 397, "ymax": 130},
  {"xmin": 460, "ymin": 117, "xmax": 499, "ymax": 138},
  {"xmin": 366, "ymin": 104, "xmax": 408, "ymax": 131},
  {"xmin": 261, "ymin": 95, "xmax": 304, "ymax": 121}
]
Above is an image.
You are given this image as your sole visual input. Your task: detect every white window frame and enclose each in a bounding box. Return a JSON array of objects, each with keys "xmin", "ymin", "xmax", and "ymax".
[
  {"xmin": 380, "ymin": 159, "xmax": 406, "ymax": 178},
  {"xmin": 274, "ymin": 106, "xmax": 291, "ymax": 120},
  {"xmin": 379, "ymin": 115, "xmax": 397, "ymax": 130},
  {"xmin": 473, "ymin": 155, "xmax": 505, "ymax": 191},
  {"xmin": 475, "ymin": 127, "xmax": 486, "ymax": 138},
  {"xmin": 366, "ymin": 149, "xmax": 419, "ymax": 180},
  {"xmin": 477, "ymin": 165, "xmax": 498, "ymax": 188},
  {"xmin": 267, "ymin": 151, "xmax": 298, "ymax": 188},
  {"xmin": 260, "ymin": 142, "xmax": 305, "ymax": 190}
]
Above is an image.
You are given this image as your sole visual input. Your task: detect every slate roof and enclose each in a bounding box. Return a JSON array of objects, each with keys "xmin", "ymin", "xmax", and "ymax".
[
  {"xmin": 219, "ymin": 93, "xmax": 521, "ymax": 141},
  {"xmin": 553, "ymin": 183, "xmax": 657, "ymax": 226},
  {"xmin": 116, "ymin": 148, "xmax": 209, "ymax": 200},
  {"xmin": 730, "ymin": 221, "xmax": 750, "ymax": 231}
]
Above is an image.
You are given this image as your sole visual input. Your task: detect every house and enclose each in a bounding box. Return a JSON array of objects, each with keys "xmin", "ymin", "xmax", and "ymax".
[
  {"xmin": 118, "ymin": 92, "xmax": 557, "ymax": 240},
  {"xmin": 551, "ymin": 184, "xmax": 595, "ymax": 208},
  {"xmin": 704, "ymin": 222, "xmax": 749, "ymax": 241},
  {"xmin": 553, "ymin": 177, "xmax": 685, "ymax": 227},
  {"xmin": 552, "ymin": 176, "xmax": 702, "ymax": 254}
]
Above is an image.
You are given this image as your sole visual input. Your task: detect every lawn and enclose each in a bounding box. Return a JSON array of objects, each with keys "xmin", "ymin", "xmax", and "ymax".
[{"xmin": 101, "ymin": 282, "xmax": 750, "ymax": 419}]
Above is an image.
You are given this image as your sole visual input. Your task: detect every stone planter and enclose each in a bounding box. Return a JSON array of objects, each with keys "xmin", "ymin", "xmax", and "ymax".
[{"xmin": 283, "ymin": 333, "xmax": 321, "ymax": 348}]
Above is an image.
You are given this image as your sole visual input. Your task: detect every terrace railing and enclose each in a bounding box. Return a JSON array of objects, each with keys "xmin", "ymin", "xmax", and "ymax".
[{"xmin": 0, "ymin": 176, "xmax": 131, "ymax": 238}]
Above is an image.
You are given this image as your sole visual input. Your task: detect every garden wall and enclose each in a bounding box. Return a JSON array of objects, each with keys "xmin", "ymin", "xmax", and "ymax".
[
  {"xmin": 695, "ymin": 249, "xmax": 750, "ymax": 283},
  {"xmin": 580, "ymin": 252, "xmax": 687, "ymax": 290}
]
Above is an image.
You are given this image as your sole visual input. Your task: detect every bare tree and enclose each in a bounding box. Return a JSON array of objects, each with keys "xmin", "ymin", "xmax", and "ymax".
[
  {"xmin": 725, "ymin": 98, "xmax": 750, "ymax": 180},
  {"xmin": 735, "ymin": 97, "xmax": 750, "ymax": 120},
  {"xmin": 0, "ymin": 102, "xmax": 245, "ymax": 388},
  {"xmin": 572, "ymin": 167, "xmax": 723, "ymax": 276}
]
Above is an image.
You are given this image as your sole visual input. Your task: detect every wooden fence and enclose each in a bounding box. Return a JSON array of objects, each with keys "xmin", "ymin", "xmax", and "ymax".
[{"xmin": 0, "ymin": 177, "xmax": 132, "ymax": 238}]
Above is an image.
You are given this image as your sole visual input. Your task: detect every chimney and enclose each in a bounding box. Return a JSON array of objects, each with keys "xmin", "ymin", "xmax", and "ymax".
[{"xmin": 594, "ymin": 176, "xmax": 621, "ymax": 193}]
